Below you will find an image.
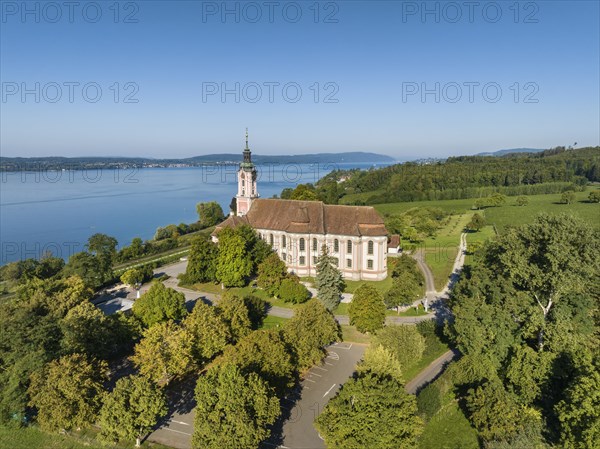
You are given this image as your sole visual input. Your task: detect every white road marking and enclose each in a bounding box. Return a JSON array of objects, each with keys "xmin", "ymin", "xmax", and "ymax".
[
  {"xmin": 323, "ymin": 383, "xmax": 337, "ymax": 398},
  {"xmin": 325, "ymin": 362, "xmax": 334, "ymax": 366},
  {"xmin": 326, "ymin": 351, "xmax": 339, "ymax": 360},
  {"xmin": 163, "ymin": 427, "xmax": 192, "ymax": 436},
  {"xmin": 169, "ymin": 420, "xmax": 190, "ymax": 426},
  {"xmin": 309, "ymin": 372, "xmax": 322, "ymax": 377},
  {"xmin": 305, "ymin": 378, "xmax": 316, "ymax": 383},
  {"xmin": 314, "ymin": 366, "xmax": 328, "ymax": 371}
]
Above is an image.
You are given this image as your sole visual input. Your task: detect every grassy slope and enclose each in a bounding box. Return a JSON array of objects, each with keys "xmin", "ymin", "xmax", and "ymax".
[
  {"xmin": 417, "ymin": 371, "xmax": 480, "ymax": 449},
  {"xmin": 0, "ymin": 426, "xmax": 170, "ymax": 449},
  {"xmin": 375, "ymin": 188, "xmax": 600, "ymax": 290}
]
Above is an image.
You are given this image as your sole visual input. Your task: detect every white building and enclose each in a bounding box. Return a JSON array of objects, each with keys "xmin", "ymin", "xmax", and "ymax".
[{"xmin": 212, "ymin": 132, "xmax": 389, "ymax": 281}]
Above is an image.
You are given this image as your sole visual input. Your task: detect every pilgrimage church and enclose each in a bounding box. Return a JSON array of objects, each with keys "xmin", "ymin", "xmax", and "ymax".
[{"xmin": 212, "ymin": 131, "xmax": 390, "ymax": 281}]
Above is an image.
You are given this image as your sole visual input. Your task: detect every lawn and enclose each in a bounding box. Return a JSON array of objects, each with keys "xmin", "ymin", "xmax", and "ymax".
[
  {"xmin": 260, "ymin": 315, "xmax": 289, "ymax": 329},
  {"xmin": 418, "ymin": 400, "xmax": 480, "ymax": 449},
  {"xmin": 417, "ymin": 370, "xmax": 480, "ymax": 449},
  {"xmin": 0, "ymin": 426, "xmax": 170, "ymax": 449},
  {"xmin": 340, "ymin": 325, "xmax": 372, "ymax": 344}
]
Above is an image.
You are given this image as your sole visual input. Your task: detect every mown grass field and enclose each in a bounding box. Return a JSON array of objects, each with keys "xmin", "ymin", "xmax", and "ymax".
[
  {"xmin": 0, "ymin": 426, "xmax": 170, "ymax": 449},
  {"xmin": 376, "ymin": 188, "xmax": 600, "ymax": 289}
]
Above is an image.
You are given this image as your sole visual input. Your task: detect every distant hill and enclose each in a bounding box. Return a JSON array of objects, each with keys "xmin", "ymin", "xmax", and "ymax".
[
  {"xmin": 183, "ymin": 152, "xmax": 395, "ymax": 164},
  {"xmin": 475, "ymin": 148, "xmax": 545, "ymax": 157},
  {"xmin": 0, "ymin": 152, "xmax": 395, "ymax": 171}
]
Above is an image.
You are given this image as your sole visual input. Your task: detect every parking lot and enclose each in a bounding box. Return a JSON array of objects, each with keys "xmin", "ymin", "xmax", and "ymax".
[{"xmin": 148, "ymin": 342, "xmax": 365, "ymax": 449}]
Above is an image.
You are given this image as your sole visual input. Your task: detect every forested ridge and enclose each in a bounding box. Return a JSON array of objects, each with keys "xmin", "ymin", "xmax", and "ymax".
[{"xmin": 296, "ymin": 147, "xmax": 599, "ymax": 204}]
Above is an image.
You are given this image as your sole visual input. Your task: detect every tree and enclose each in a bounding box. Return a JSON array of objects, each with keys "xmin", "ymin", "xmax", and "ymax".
[
  {"xmin": 555, "ymin": 360, "xmax": 600, "ymax": 449},
  {"xmin": 86, "ymin": 233, "xmax": 118, "ymax": 281},
  {"xmin": 488, "ymin": 214, "xmax": 600, "ymax": 351},
  {"xmin": 466, "ymin": 213, "xmax": 486, "ymax": 232},
  {"xmin": 490, "ymin": 193, "xmax": 506, "ymax": 207},
  {"xmin": 283, "ymin": 299, "xmax": 340, "ymax": 370},
  {"xmin": 99, "ymin": 375, "xmax": 167, "ymax": 447},
  {"xmin": 130, "ymin": 321, "xmax": 194, "ymax": 386},
  {"xmin": 384, "ymin": 271, "xmax": 423, "ymax": 312},
  {"xmin": 181, "ymin": 237, "xmax": 218, "ymax": 284},
  {"xmin": 257, "ymin": 253, "xmax": 287, "ymax": 296},
  {"xmin": 516, "ymin": 196, "xmax": 529, "ymax": 206},
  {"xmin": 315, "ymin": 245, "xmax": 345, "ymax": 310},
  {"xmin": 349, "ymin": 284, "xmax": 386, "ymax": 333},
  {"xmin": 184, "ymin": 301, "xmax": 231, "ymax": 363},
  {"xmin": 290, "ymin": 184, "xmax": 319, "ymax": 201},
  {"xmin": 467, "ymin": 379, "xmax": 540, "ymax": 442},
  {"xmin": 215, "ymin": 228, "xmax": 253, "ymax": 287},
  {"xmin": 242, "ymin": 294, "xmax": 268, "ymax": 329},
  {"xmin": 216, "ymin": 293, "xmax": 252, "ymax": 343},
  {"xmin": 62, "ymin": 252, "xmax": 106, "ymax": 290},
  {"xmin": 192, "ymin": 363, "xmax": 280, "ymax": 449},
  {"xmin": 278, "ymin": 278, "xmax": 311, "ymax": 304},
  {"xmin": 229, "ymin": 196, "xmax": 237, "ymax": 215},
  {"xmin": 218, "ymin": 329, "xmax": 296, "ymax": 396},
  {"xmin": 357, "ymin": 344, "xmax": 404, "ymax": 383},
  {"xmin": 560, "ymin": 191, "xmax": 576, "ymax": 204},
  {"xmin": 132, "ymin": 282, "xmax": 187, "ymax": 328},
  {"xmin": 316, "ymin": 372, "xmax": 423, "ymax": 449},
  {"xmin": 196, "ymin": 201, "xmax": 225, "ymax": 227},
  {"xmin": 373, "ymin": 325, "xmax": 425, "ymax": 371},
  {"xmin": 588, "ymin": 190, "xmax": 600, "ymax": 203},
  {"xmin": 28, "ymin": 354, "xmax": 107, "ymax": 432},
  {"xmin": 121, "ymin": 267, "xmax": 150, "ymax": 298},
  {"xmin": 60, "ymin": 301, "xmax": 114, "ymax": 358}
]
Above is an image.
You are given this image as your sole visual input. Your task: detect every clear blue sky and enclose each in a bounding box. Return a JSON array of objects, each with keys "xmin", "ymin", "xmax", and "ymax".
[{"xmin": 1, "ymin": 0, "xmax": 598, "ymax": 159}]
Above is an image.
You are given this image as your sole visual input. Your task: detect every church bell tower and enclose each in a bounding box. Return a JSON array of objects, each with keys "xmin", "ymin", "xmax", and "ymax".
[{"xmin": 236, "ymin": 129, "xmax": 259, "ymax": 216}]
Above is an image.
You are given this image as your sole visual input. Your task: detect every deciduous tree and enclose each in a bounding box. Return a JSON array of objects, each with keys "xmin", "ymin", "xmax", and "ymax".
[
  {"xmin": 196, "ymin": 201, "xmax": 225, "ymax": 227},
  {"xmin": 132, "ymin": 282, "xmax": 187, "ymax": 328},
  {"xmin": 349, "ymin": 284, "xmax": 386, "ymax": 333},
  {"xmin": 257, "ymin": 253, "xmax": 287, "ymax": 296},
  {"xmin": 316, "ymin": 372, "xmax": 422, "ymax": 449},
  {"xmin": 28, "ymin": 354, "xmax": 107, "ymax": 432},
  {"xmin": 283, "ymin": 299, "xmax": 340, "ymax": 370},
  {"xmin": 181, "ymin": 237, "xmax": 218, "ymax": 284},
  {"xmin": 373, "ymin": 325, "xmax": 425, "ymax": 371},
  {"xmin": 99, "ymin": 375, "xmax": 167, "ymax": 447},
  {"xmin": 215, "ymin": 228, "xmax": 252, "ymax": 287},
  {"xmin": 183, "ymin": 301, "xmax": 231, "ymax": 363},
  {"xmin": 130, "ymin": 321, "xmax": 193, "ymax": 386},
  {"xmin": 192, "ymin": 363, "xmax": 280, "ymax": 449}
]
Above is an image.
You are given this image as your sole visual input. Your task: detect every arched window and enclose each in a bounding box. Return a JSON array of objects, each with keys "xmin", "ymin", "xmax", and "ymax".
[
  {"xmin": 282, "ymin": 235, "xmax": 287, "ymax": 248},
  {"xmin": 299, "ymin": 238, "xmax": 305, "ymax": 251},
  {"xmin": 334, "ymin": 239, "xmax": 339, "ymax": 252},
  {"xmin": 269, "ymin": 234, "xmax": 274, "ymax": 246},
  {"xmin": 367, "ymin": 240, "xmax": 374, "ymax": 255},
  {"xmin": 312, "ymin": 238, "xmax": 318, "ymax": 252},
  {"xmin": 347, "ymin": 240, "xmax": 352, "ymax": 254}
]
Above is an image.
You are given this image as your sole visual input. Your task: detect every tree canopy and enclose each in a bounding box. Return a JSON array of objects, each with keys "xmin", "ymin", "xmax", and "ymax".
[
  {"xmin": 349, "ymin": 284, "xmax": 386, "ymax": 333},
  {"xmin": 132, "ymin": 282, "xmax": 187, "ymax": 328},
  {"xmin": 315, "ymin": 245, "xmax": 345, "ymax": 310}
]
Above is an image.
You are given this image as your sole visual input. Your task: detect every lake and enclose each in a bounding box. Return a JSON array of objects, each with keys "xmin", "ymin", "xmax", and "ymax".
[{"xmin": 0, "ymin": 162, "xmax": 388, "ymax": 263}]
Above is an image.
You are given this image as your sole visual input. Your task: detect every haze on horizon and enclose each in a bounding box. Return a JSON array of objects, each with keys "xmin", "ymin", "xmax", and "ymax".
[{"xmin": 1, "ymin": 1, "xmax": 598, "ymax": 160}]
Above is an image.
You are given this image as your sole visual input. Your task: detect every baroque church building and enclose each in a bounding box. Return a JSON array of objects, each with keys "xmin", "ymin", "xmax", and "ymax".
[{"xmin": 212, "ymin": 132, "xmax": 390, "ymax": 281}]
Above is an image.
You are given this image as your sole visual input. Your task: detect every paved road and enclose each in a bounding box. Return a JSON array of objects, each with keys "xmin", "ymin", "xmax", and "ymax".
[
  {"xmin": 404, "ymin": 349, "xmax": 460, "ymax": 394},
  {"xmin": 147, "ymin": 343, "xmax": 365, "ymax": 449}
]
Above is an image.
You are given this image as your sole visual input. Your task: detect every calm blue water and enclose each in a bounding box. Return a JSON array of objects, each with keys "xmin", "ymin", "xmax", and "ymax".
[{"xmin": 0, "ymin": 162, "xmax": 389, "ymax": 263}]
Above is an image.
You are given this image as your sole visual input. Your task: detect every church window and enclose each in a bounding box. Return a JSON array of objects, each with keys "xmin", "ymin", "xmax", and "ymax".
[
  {"xmin": 347, "ymin": 240, "xmax": 352, "ymax": 253},
  {"xmin": 299, "ymin": 256, "xmax": 305, "ymax": 265},
  {"xmin": 282, "ymin": 252, "xmax": 286, "ymax": 261},
  {"xmin": 299, "ymin": 238, "xmax": 305, "ymax": 251},
  {"xmin": 282, "ymin": 235, "xmax": 286, "ymax": 248},
  {"xmin": 312, "ymin": 256, "xmax": 317, "ymax": 264},
  {"xmin": 242, "ymin": 179, "xmax": 245, "ymax": 186},
  {"xmin": 333, "ymin": 257, "xmax": 339, "ymax": 267},
  {"xmin": 367, "ymin": 259, "xmax": 373, "ymax": 269},
  {"xmin": 368, "ymin": 240, "xmax": 374, "ymax": 255},
  {"xmin": 312, "ymin": 238, "xmax": 318, "ymax": 252},
  {"xmin": 334, "ymin": 239, "xmax": 339, "ymax": 252},
  {"xmin": 288, "ymin": 254, "xmax": 292, "ymax": 263},
  {"xmin": 346, "ymin": 259, "xmax": 352, "ymax": 268},
  {"xmin": 269, "ymin": 234, "xmax": 274, "ymax": 246}
]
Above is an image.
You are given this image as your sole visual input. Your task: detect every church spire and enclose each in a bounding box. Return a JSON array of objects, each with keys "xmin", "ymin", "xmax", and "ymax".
[{"xmin": 243, "ymin": 128, "xmax": 252, "ymax": 164}]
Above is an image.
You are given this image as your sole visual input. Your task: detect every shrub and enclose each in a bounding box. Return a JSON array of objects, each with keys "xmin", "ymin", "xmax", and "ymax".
[{"xmin": 278, "ymin": 278, "xmax": 311, "ymax": 304}]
